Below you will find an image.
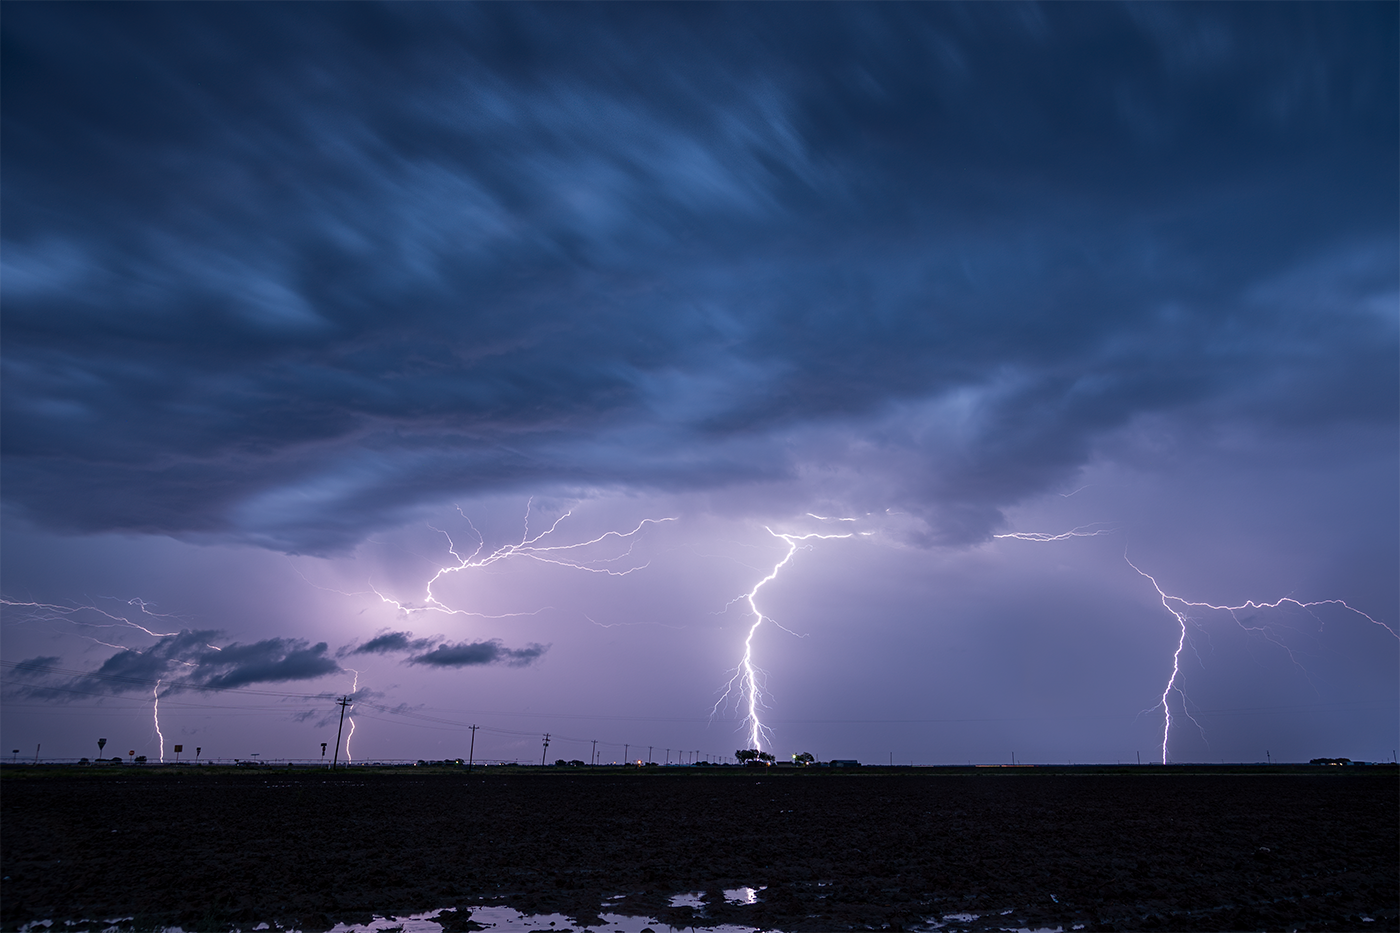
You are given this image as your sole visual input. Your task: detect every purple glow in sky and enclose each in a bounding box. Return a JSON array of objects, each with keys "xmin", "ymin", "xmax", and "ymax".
[{"xmin": 3, "ymin": 3, "xmax": 1396, "ymax": 766}]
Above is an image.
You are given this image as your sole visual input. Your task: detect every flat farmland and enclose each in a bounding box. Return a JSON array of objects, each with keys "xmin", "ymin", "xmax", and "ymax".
[{"xmin": 2, "ymin": 767, "xmax": 1395, "ymax": 932}]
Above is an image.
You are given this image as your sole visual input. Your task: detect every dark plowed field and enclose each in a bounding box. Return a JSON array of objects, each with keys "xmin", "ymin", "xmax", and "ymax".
[{"xmin": 2, "ymin": 767, "xmax": 1396, "ymax": 931}]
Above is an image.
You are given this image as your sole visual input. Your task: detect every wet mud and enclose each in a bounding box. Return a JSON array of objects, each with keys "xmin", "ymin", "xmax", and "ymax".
[{"xmin": 2, "ymin": 767, "xmax": 1395, "ymax": 931}]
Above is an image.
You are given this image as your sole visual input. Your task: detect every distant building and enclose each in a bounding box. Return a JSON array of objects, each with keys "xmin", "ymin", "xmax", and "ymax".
[{"xmin": 828, "ymin": 759, "xmax": 861, "ymax": 768}]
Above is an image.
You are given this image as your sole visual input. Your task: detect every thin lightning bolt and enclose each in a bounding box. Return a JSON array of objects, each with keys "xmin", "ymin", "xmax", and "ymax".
[
  {"xmin": 153, "ymin": 680, "xmax": 165, "ymax": 763},
  {"xmin": 3, "ymin": 598, "xmax": 215, "ymax": 765},
  {"xmin": 713, "ymin": 527, "xmax": 853, "ymax": 751},
  {"xmin": 366, "ymin": 501, "xmax": 677, "ymax": 620},
  {"xmin": 998, "ymin": 528, "xmax": 1395, "ymax": 764},
  {"xmin": 0, "ymin": 597, "xmax": 181, "ymax": 638},
  {"xmin": 992, "ymin": 523, "xmax": 1116, "ymax": 542},
  {"xmin": 1125, "ymin": 560, "xmax": 1203, "ymax": 765},
  {"xmin": 1126, "ymin": 556, "xmax": 1398, "ymax": 763},
  {"xmin": 345, "ymin": 669, "xmax": 360, "ymax": 763}
]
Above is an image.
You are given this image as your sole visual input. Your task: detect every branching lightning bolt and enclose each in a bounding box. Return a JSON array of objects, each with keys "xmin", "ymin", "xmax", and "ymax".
[
  {"xmin": 992, "ymin": 523, "xmax": 1116, "ymax": 542},
  {"xmin": 2, "ymin": 597, "xmax": 200, "ymax": 763},
  {"xmin": 712, "ymin": 527, "xmax": 853, "ymax": 751},
  {"xmin": 998, "ymin": 526, "xmax": 1395, "ymax": 764},
  {"xmin": 367, "ymin": 501, "xmax": 677, "ymax": 620},
  {"xmin": 0, "ymin": 596, "xmax": 181, "ymax": 638},
  {"xmin": 1127, "ymin": 557, "xmax": 1397, "ymax": 764},
  {"xmin": 1126, "ymin": 560, "xmax": 1206, "ymax": 765}
]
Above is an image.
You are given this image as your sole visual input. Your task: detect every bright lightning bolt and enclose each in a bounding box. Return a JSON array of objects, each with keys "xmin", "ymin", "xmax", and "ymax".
[
  {"xmin": 997, "ymin": 527, "xmax": 1395, "ymax": 764},
  {"xmin": 713, "ymin": 527, "xmax": 853, "ymax": 751},
  {"xmin": 366, "ymin": 501, "xmax": 677, "ymax": 620},
  {"xmin": 992, "ymin": 522, "xmax": 1116, "ymax": 542},
  {"xmin": 345, "ymin": 669, "xmax": 361, "ymax": 763},
  {"xmin": 1126, "ymin": 557, "xmax": 1398, "ymax": 764},
  {"xmin": 153, "ymin": 680, "xmax": 165, "ymax": 763},
  {"xmin": 1125, "ymin": 561, "xmax": 1203, "ymax": 765},
  {"xmin": 1, "ymin": 598, "xmax": 192, "ymax": 765},
  {"xmin": 0, "ymin": 596, "xmax": 181, "ymax": 638}
]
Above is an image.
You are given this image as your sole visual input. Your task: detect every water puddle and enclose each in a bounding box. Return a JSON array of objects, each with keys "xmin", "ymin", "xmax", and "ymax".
[
  {"xmin": 666, "ymin": 892, "xmax": 705, "ymax": 909},
  {"xmin": 324, "ymin": 907, "xmax": 760, "ymax": 933},
  {"xmin": 720, "ymin": 887, "xmax": 765, "ymax": 906},
  {"xmin": 19, "ymin": 906, "xmax": 765, "ymax": 933}
]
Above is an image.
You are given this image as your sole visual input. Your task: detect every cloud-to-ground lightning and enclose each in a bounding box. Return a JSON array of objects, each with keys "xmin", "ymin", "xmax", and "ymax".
[
  {"xmin": 713, "ymin": 527, "xmax": 853, "ymax": 751},
  {"xmin": 2, "ymin": 597, "xmax": 219, "ymax": 762},
  {"xmin": 153, "ymin": 679, "xmax": 165, "ymax": 763},
  {"xmin": 345, "ymin": 669, "xmax": 361, "ymax": 763},
  {"xmin": 364, "ymin": 501, "xmax": 677, "ymax": 621},
  {"xmin": 997, "ymin": 526, "xmax": 1395, "ymax": 764},
  {"xmin": 1127, "ymin": 557, "xmax": 1398, "ymax": 764}
]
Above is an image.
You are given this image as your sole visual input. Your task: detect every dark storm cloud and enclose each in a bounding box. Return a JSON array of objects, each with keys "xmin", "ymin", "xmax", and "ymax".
[
  {"xmin": 6, "ymin": 631, "xmax": 341, "ymax": 699},
  {"xmin": 343, "ymin": 630, "xmax": 435, "ymax": 657},
  {"xmin": 339, "ymin": 629, "xmax": 546, "ymax": 668},
  {"xmin": 3, "ymin": 4, "xmax": 1395, "ymax": 550},
  {"xmin": 10, "ymin": 656, "xmax": 61, "ymax": 675},
  {"xmin": 407, "ymin": 640, "xmax": 548, "ymax": 669}
]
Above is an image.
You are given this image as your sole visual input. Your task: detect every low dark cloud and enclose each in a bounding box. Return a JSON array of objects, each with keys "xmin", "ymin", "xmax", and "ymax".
[
  {"xmin": 8, "ymin": 631, "xmax": 341, "ymax": 699},
  {"xmin": 407, "ymin": 640, "xmax": 548, "ymax": 669},
  {"xmin": 10, "ymin": 656, "xmax": 61, "ymax": 675},
  {"xmin": 2, "ymin": 4, "xmax": 1394, "ymax": 551},
  {"xmin": 340, "ymin": 630, "xmax": 545, "ymax": 669},
  {"xmin": 343, "ymin": 631, "xmax": 435, "ymax": 657}
]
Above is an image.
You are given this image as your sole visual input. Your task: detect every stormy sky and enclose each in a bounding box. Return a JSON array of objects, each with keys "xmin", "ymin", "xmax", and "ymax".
[{"xmin": 3, "ymin": 3, "xmax": 1395, "ymax": 766}]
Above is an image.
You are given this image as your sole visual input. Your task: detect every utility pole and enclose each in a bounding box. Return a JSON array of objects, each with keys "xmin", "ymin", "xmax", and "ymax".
[
  {"xmin": 591, "ymin": 739, "xmax": 597, "ymax": 766},
  {"xmin": 541, "ymin": 733, "xmax": 550, "ymax": 766},
  {"xmin": 34, "ymin": 744, "xmax": 40, "ymax": 765},
  {"xmin": 624, "ymin": 744, "xmax": 629, "ymax": 765},
  {"xmin": 331, "ymin": 696, "xmax": 350, "ymax": 770},
  {"xmin": 1266, "ymin": 750, "xmax": 1271, "ymax": 765},
  {"xmin": 1136, "ymin": 751, "xmax": 1141, "ymax": 766},
  {"xmin": 648, "ymin": 745, "xmax": 653, "ymax": 764},
  {"xmin": 467, "ymin": 725, "xmax": 478, "ymax": 773}
]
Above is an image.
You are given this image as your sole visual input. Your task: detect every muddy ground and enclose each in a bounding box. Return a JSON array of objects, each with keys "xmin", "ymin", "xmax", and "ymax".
[{"xmin": 2, "ymin": 766, "xmax": 1395, "ymax": 932}]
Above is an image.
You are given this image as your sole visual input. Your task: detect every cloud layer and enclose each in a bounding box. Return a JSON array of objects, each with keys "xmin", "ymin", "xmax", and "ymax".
[
  {"xmin": 344, "ymin": 630, "xmax": 548, "ymax": 668},
  {"xmin": 8, "ymin": 623, "xmax": 549, "ymax": 703},
  {"xmin": 10, "ymin": 631, "xmax": 340, "ymax": 699},
  {"xmin": 3, "ymin": 4, "xmax": 1395, "ymax": 553}
]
